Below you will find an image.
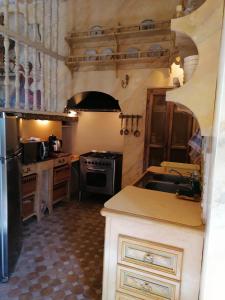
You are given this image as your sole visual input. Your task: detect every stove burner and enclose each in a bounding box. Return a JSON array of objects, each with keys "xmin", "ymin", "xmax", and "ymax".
[{"xmin": 82, "ymin": 151, "xmax": 122, "ymax": 159}]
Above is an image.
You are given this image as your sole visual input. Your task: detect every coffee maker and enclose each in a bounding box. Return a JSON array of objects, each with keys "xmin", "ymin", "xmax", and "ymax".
[{"xmin": 48, "ymin": 134, "xmax": 62, "ymax": 153}]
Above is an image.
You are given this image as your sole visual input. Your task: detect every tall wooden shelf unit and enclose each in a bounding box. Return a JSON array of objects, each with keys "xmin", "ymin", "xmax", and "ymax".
[{"xmin": 65, "ymin": 21, "xmax": 177, "ymax": 72}]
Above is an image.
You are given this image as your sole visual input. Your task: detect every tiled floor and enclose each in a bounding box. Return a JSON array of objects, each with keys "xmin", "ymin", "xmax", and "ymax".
[{"xmin": 0, "ymin": 197, "xmax": 106, "ymax": 300}]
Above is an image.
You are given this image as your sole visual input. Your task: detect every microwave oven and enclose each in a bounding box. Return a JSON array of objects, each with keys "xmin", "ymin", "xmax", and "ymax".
[{"xmin": 21, "ymin": 141, "xmax": 49, "ymax": 164}]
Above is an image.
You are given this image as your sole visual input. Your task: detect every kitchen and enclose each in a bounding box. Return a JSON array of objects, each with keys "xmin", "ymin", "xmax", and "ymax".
[{"xmin": 0, "ymin": 0, "xmax": 224, "ymax": 300}]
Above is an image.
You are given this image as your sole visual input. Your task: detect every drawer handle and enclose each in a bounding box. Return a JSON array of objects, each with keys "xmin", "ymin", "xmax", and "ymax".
[
  {"xmin": 141, "ymin": 282, "xmax": 152, "ymax": 293},
  {"xmin": 144, "ymin": 253, "xmax": 154, "ymax": 263}
]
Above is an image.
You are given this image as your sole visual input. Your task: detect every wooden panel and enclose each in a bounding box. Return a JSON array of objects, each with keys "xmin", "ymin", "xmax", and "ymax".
[
  {"xmin": 21, "ymin": 173, "xmax": 37, "ymax": 197},
  {"xmin": 118, "ymin": 235, "xmax": 183, "ymax": 281},
  {"xmin": 53, "ymin": 182, "xmax": 68, "ymax": 202},
  {"xmin": 117, "ymin": 265, "xmax": 180, "ymax": 300},
  {"xmin": 53, "ymin": 164, "xmax": 71, "ymax": 185},
  {"xmin": 22, "ymin": 194, "xmax": 35, "ymax": 219}
]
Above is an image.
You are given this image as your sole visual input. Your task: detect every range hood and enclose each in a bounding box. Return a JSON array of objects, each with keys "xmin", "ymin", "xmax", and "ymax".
[{"xmin": 66, "ymin": 91, "xmax": 121, "ymax": 112}]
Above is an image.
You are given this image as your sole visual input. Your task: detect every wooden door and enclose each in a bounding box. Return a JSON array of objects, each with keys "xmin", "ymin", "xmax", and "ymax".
[
  {"xmin": 144, "ymin": 89, "xmax": 194, "ymax": 170},
  {"xmin": 144, "ymin": 89, "xmax": 171, "ymax": 169}
]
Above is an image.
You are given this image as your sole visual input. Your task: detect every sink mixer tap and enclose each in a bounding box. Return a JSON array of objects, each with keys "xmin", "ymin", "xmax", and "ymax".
[{"xmin": 168, "ymin": 168, "xmax": 183, "ymax": 177}]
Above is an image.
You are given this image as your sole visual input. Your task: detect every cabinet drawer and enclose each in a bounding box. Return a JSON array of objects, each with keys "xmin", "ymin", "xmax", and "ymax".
[
  {"xmin": 117, "ymin": 265, "xmax": 180, "ymax": 300},
  {"xmin": 22, "ymin": 164, "xmax": 37, "ymax": 176},
  {"xmin": 53, "ymin": 182, "xmax": 68, "ymax": 202},
  {"xmin": 22, "ymin": 195, "xmax": 35, "ymax": 219},
  {"xmin": 118, "ymin": 236, "xmax": 183, "ymax": 280},
  {"xmin": 116, "ymin": 292, "xmax": 141, "ymax": 299},
  {"xmin": 53, "ymin": 164, "xmax": 71, "ymax": 185},
  {"xmin": 54, "ymin": 156, "xmax": 70, "ymax": 167},
  {"xmin": 21, "ymin": 174, "xmax": 37, "ymax": 197}
]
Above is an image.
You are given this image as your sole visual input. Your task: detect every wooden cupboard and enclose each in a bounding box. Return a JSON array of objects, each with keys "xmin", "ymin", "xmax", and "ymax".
[{"xmin": 144, "ymin": 88, "xmax": 197, "ymax": 170}]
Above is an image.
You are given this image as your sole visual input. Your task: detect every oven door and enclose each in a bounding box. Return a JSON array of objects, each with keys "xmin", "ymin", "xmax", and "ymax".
[{"xmin": 80, "ymin": 164, "xmax": 114, "ymax": 195}]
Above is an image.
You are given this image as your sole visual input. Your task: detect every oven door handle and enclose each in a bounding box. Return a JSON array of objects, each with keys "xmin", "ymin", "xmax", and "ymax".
[{"xmin": 87, "ymin": 167, "xmax": 107, "ymax": 172}]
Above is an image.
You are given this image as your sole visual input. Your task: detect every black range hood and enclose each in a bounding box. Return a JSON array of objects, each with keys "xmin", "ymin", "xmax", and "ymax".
[{"xmin": 66, "ymin": 91, "xmax": 121, "ymax": 112}]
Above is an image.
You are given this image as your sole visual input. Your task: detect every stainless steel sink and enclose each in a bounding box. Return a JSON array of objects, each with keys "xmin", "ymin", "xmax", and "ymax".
[
  {"xmin": 134, "ymin": 172, "xmax": 195, "ymax": 196},
  {"xmin": 144, "ymin": 181, "xmax": 193, "ymax": 195}
]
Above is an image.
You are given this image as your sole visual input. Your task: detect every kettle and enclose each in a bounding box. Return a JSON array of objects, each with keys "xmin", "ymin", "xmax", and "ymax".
[{"xmin": 48, "ymin": 135, "xmax": 62, "ymax": 152}]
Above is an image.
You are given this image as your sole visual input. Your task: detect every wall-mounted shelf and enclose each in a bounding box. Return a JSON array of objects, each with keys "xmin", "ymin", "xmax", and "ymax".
[{"xmin": 65, "ymin": 20, "xmax": 177, "ymax": 73}]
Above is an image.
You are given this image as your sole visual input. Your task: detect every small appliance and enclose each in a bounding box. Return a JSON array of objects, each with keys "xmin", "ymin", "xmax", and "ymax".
[
  {"xmin": 21, "ymin": 141, "xmax": 49, "ymax": 164},
  {"xmin": 48, "ymin": 135, "xmax": 62, "ymax": 153}
]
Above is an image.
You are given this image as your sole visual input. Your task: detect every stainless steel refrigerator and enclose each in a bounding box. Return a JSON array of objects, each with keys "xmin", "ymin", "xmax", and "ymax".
[{"xmin": 0, "ymin": 112, "xmax": 22, "ymax": 282}]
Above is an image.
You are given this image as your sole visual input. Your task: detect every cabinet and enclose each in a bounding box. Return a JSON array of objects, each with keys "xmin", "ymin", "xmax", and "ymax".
[
  {"xmin": 144, "ymin": 88, "xmax": 197, "ymax": 169},
  {"xmin": 65, "ymin": 21, "xmax": 176, "ymax": 72},
  {"xmin": 21, "ymin": 164, "xmax": 39, "ymax": 221},
  {"xmin": 101, "ymin": 189, "xmax": 204, "ymax": 300},
  {"xmin": 53, "ymin": 155, "xmax": 71, "ymax": 204}
]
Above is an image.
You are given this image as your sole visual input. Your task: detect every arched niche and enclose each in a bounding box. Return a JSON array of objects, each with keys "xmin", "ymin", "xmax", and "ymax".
[
  {"xmin": 175, "ymin": 0, "xmax": 207, "ymax": 18},
  {"xmin": 167, "ymin": 0, "xmax": 223, "ymax": 136}
]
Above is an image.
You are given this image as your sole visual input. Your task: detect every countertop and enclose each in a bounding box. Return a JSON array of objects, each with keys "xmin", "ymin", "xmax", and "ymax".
[{"xmin": 104, "ymin": 185, "xmax": 203, "ymax": 228}]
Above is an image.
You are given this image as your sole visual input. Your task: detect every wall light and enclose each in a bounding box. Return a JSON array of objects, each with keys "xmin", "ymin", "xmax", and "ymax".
[
  {"xmin": 67, "ymin": 110, "xmax": 77, "ymax": 117},
  {"xmin": 37, "ymin": 120, "xmax": 49, "ymax": 125}
]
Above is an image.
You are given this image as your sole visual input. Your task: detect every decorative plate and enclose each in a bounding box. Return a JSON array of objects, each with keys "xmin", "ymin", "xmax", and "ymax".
[
  {"xmin": 140, "ymin": 19, "xmax": 155, "ymax": 30},
  {"xmin": 84, "ymin": 49, "xmax": 97, "ymax": 61},
  {"xmin": 126, "ymin": 47, "xmax": 139, "ymax": 59},
  {"xmin": 100, "ymin": 48, "xmax": 113, "ymax": 60},
  {"xmin": 90, "ymin": 25, "xmax": 103, "ymax": 36},
  {"xmin": 148, "ymin": 44, "xmax": 164, "ymax": 57}
]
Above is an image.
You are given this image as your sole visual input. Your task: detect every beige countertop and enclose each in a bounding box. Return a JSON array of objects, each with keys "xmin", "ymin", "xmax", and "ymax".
[{"xmin": 104, "ymin": 185, "xmax": 203, "ymax": 228}]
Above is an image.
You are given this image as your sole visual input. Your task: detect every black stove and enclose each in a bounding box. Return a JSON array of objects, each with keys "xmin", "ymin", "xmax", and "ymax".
[{"xmin": 79, "ymin": 151, "xmax": 123, "ymax": 199}]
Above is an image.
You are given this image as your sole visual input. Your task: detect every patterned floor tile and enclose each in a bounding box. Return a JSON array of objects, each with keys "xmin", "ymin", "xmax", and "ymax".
[{"xmin": 0, "ymin": 197, "xmax": 106, "ymax": 300}]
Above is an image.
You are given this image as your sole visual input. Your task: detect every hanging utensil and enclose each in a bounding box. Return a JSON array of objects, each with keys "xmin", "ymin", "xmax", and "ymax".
[
  {"xmin": 120, "ymin": 115, "xmax": 124, "ymax": 135},
  {"xmin": 124, "ymin": 117, "xmax": 129, "ymax": 135},
  {"xmin": 134, "ymin": 116, "xmax": 141, "ymax": 137},
  {"xmin": 131, "ymin": 115, "xmax": 134, "ymax": 133}
]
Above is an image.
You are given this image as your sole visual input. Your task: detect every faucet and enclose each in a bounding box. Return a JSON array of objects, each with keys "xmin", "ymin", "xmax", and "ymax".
[{"xmin": 168, "ymin": 168, "xmax": 183, "ymax": 177}]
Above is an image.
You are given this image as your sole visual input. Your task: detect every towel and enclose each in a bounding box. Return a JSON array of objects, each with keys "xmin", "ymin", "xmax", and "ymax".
[{"xmin": 188, "ymin": 128, "xmax": 202, "ymax": 164}]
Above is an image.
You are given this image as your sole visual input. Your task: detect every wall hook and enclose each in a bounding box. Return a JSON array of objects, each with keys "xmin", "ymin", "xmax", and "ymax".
[{"xmin": 121, "ymin": 74, "xmax": 129, "ymax": 88}]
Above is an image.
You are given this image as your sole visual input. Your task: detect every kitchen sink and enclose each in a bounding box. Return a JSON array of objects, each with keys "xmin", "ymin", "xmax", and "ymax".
[{"xmin": 134, "ymin": 172, "xmax": 200, "ymax": 198}]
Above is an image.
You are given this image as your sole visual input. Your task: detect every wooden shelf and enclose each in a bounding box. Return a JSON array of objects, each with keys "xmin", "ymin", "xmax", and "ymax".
[
  {"xmin": 66, "ymin": 51, "xmax": 171, "ymax": 72},
  {"xmin": 65, "ymin": 20, "xmax": 176, "ymax": 73},
  {"xmin": 66, "ymin": 21, "xmax": 171, "ymax": 44}
]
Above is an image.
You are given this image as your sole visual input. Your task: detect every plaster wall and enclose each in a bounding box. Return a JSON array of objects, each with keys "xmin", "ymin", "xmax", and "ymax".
[
  {"xmin": 20, "ymin": 119, "xmax": 62, "ymax": 141},
  {"xmin": 57, "ymin": 0, "xmax": 180, "ymax": 185},
  {"xmin": 167, "ymin": 0, "xmax": 224, "ymax": 136},
  {"xmin": 71, "ymin": 112, "xmax": 124, "ymax": 154}
]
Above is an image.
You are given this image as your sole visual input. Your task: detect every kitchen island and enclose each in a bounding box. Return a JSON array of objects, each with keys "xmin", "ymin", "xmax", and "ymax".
[{"xmin": 101, "ymin": 185, "xmax": 204, "ymax": 300}]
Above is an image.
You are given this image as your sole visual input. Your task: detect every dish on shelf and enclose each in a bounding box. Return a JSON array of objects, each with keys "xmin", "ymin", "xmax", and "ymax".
[
  {"xmin": 89, "ymin": 25, "xmax": 104, "ymax": 36},
  {"xmin": 100, "ymin": 48, "xmax": 113, "ymax": 60},
  {"xmin": 84, "ymin": 49, "xmax": 98, "ymax": 61},
  {"xmin": 148, "ymin": 44, "xmax": 164, "ymax": 57},
  {"xmin": 126, "ymin": 47, "xmax": 139, "ymax": 59},
  {"xmin": 140, "ymin": 19, "xmax": 155, "ymax": 30}
]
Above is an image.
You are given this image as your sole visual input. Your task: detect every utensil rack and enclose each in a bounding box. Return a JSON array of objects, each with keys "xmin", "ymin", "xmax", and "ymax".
[
  {"xmin": 119, "ymin": 113, "xmax": 142, "ymax": 137},
  {"xmin": 119, "ymin": 113, "xmax": 142, "ymax": 119}
]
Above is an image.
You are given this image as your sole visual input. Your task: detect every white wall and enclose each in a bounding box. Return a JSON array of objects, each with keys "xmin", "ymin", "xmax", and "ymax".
[{"xmin": 72, "ymin": 112, "xmax": 124, "ymax": 154}]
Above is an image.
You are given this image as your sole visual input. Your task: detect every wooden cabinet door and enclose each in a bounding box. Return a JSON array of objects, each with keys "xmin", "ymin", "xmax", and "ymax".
[
  {"xmin": 144, "ymin": 89, "xmax": 194, "ymax": 170},
  {"xmin": 144, "ymin": 89, "xmax": 171, "ymax": 168},
  {"xmin": 167, "ymin": 103, "xmax": 193, "ymax": 163}
]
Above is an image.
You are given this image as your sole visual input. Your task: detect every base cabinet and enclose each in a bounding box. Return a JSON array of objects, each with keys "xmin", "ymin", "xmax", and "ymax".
[{"xmin": 101, "ymin": 210, "xmax": 204, "ymax": 300}]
